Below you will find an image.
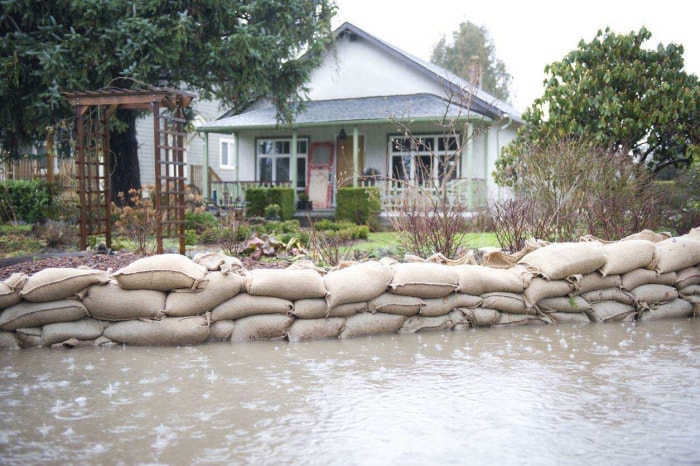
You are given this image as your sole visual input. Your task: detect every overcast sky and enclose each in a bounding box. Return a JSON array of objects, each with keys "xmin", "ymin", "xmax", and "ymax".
[{"xmin": 332, "ymin": 0, "xmax": 700, "ymax": 112}]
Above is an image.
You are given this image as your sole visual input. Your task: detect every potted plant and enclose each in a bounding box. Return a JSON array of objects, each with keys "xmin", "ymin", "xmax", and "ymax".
[{"xmin": 297, "ymin": 192, "xmax": 313, "ymax": 210}]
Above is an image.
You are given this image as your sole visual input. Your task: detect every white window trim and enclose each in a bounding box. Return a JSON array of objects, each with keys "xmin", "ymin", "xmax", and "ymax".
[
  {"xmin": 220, "ymin": 137, "xmax": 236, "ymax": 170},
  {"xmin": 256, "ymin": 137, "xmax": 309, "ymax": 184},
  {"xmin": 389, "ymin": 134, "xmax": 461, "ymax": 182}
]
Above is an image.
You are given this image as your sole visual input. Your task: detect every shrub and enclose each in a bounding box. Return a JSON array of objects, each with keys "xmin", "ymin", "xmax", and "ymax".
[
  {"xmin": 264, "ymin": 204, "xmax": 281, "ymax": 220},
  {"xmin": 245, "ymin": 187, "xmax": 294, "ymax": 220},
  {"xmin": 113, "ymin": 188, "xmax": 158, "ymax": 255},
  {"xmin": 184, "ymin": 211, "xmax": 219, "ymax": 233},
  {"xmin": 35, "ymin": 220, "xmax": 77, "ymax": 248},
  {"xmin": 335, "ymin": 187, "xmax": 381, "ymax": 227},
  {"xmin": 0, "ymin": 180, "xmax": 57, "ymax": 223}
]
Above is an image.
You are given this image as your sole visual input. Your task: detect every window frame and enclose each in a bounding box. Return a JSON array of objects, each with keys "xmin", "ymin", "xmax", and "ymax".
[
  {"xmin": 256, "ymin": 137, "xmax": 309, "ymax": 189},
  {"xmin": 389, "ymin": 134, "xmax": 461, "ymax": 183},
  {"xmin": 219, "ymin": 137, "xmax": 236, "ymax": 170}
]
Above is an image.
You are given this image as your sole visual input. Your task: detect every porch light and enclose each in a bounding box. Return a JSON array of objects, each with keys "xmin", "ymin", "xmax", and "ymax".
[{"xmin": 338, "ymin": 128, "xmax": 347, "ymax": 140}]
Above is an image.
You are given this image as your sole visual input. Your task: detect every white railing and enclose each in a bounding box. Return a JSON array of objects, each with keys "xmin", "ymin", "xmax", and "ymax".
[{"xmin": 360, "ymin": 177, "xmax": 487, "ymax": 212}]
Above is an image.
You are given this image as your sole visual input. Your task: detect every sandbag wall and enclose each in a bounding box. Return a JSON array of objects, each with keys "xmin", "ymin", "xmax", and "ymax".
[{"xmin": 1, "ymin": 229, "xmax": 699, "ymax": 349}]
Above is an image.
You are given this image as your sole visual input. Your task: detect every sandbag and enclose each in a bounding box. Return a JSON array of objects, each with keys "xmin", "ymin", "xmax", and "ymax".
[
  {"xmin": 480, "ymin": 292, "xmax": 534, "ymax": 315},
  {"xmin": 495, "ymin": 312, "xmax": 530, "ymax": 327},
  {"xmin": 230, "ymin": 314, "xmax": 293, "ymax": 342},
  {"xmin": 113, "ymin": 254, "xmax": 208, "ymax": 291},
  {"xmin": 621, "ymin": 229, "xmax": 670, "ymax": 243},
  {"xmin": 208, "ymin": 320, "xmax": 235, "ymax": 341},
  {"xmin": 14, "ymin": 327, "xmax": 42, "ymax": 348},
  {"xmin": 523, "ymin": 278, "xmax": 574, "ymax": 307},
  {"xmin": 537, "ymin": 296, "xmax": 592, "ymax": 314},
  {"xmin": 0, "ymin": 300, "xmax": 87, "ymax": 331},
  {"xmin": 462, "ymin": 308, "xmax": 500, "ymax": 327},
  {"xmin": 675, "ymin": 267, "xmax": 700, "ymax": 289},
  {"xmin": 286, "ymin": 318, "xmax": 345, "ymax": 342},
  {"xmin": 0, "ymin": 273, "xmax": 27, "ymax": 310},
  {"xmin": 82, "ymin": 282, "xmax": 166, "ymax": 321},
  {"xmin": 42, "ymin": 318, "xmax": 106, "ymax": 346},
  {"xmin": 547, "ymin": 312, "xmax": 591, "ymax": 324},
  {"xmin": 653, "ymin": 237, "xmax": 700, "ymax": 273},
  {"xmin": 19, "ymin": 268, "xmax": 110, "ymax": 303},
  {"xmin": 454, "ymin": 264, "xmax": 531, "ymax": 295},
  {"xmin": 368, "ymin": 293, "xmax": 424, "ymax": 316},
  {"xmin": 638, "ymin": 298, "xmax": 694, "ymax": 321},
  {"xmin": 339, "ymin": 312, "xmax": 406, "ymax": 339},
  {"xmin": 210, "ymin": 293, "xmax": 293, "ymax": 321},
  {"xmin": 575, "ymin": 272, "xmax": 621, "ymax": 295},
  {"xmin": 165, "ymin": 271, "xmax": 245, "ymax": 317},
  {"xmin": 588, "ymin": 301, "xmax": 636, "ymax": 323},
  {"xmin": 620, "ymin": 269, "xmax": 677, "ymax": 291},
  {"xmin": 0, "ymin": 331, "xmax": 20, "ymax": 349},
  {"xmin": 291, "ymin": 299, "xmax": 365, "ymax": 319},
  {"xmin": 518, "ymin": 242, "xmax": 606, "ymax": 280},
  {"xmin": 324, "ymin": 261, "xmax": 393, "ymax": 308},
  {"xmin": 421, "ymin": 294, "xmax": 482, "ymax": 317},
  {"xmin": 104, "ymin": 316, "xmax": 209, "ymax": 346},
  {"xmin": 599, "ymin": 240, "xmax": 657, "ymax": 276},
  {"xmin": 399, "ymin": 310, "xmax": 464, "ymax": 334},
  {"xmin": 679, "ymin": 285, "xmax": 700, "ymax": 298},
  {"xmin": 245, "ymin": 269, "xmax": 326, "ymax": 301},
  {"xmin": 388, "ymin": 263, "xmax": 459, "ymax": 298},
  {"xmin": 51, "ymin": 336, "xmax": 114, "ymax": 349},
  {"xmin": 631, "ymin": 284, "xmax": 678, "ymax": 306},
  {"xmin": 193, "ymin": 251, "xmax": 244, "ymax": 272},
  {"xmin": 581, "ymin": 288, "xmax": 636, "ymax": 306}
]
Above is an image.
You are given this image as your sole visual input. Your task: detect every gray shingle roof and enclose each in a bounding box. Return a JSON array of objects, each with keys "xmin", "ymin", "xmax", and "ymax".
[{"xmin": 196, "ymin": 93, "xmax": 487, "ymax": 132}]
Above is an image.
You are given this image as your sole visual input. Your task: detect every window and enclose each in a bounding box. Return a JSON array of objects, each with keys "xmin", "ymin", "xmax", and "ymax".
[
  {"xmin": 257, "ymin": 137, "xmax": 308, "ymax": 188},
  {"xmin": 390, "ymin": 135, "xmax": 460, "ymax": 184},
  {"xmin": 220, "ymin": 138, "xmax": 236, "ymax": 169}
]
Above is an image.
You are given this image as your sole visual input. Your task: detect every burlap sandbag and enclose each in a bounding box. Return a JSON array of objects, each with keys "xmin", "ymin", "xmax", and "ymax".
[
  {"xmin": 653, "ymin": 237, "xmax": 700, "ymax": 273},
  {"xmin": 575, "ymin": 272, "xmax": 622, "ymax": 295},
  {"xmin": 14, "ymin": 327, "xmax": 42, "ymax": 348},
  {"xmin": 497, "ymin": 312, "xmax": 551, "ymax": 326},
  {"xmin": 193, "ymin": 251, "xmax": 244, "ymax": 272},
  {"xmin": 454, "ymin": 264, "xmax": 532, "ymax": 296},
  {"xmin": 19, "ymin": 268, "xmax": 110, "ymax": 303},
  {"xmin": 165, "ymin": 271, "xmax": 245, "ymax": 317},
  {"xmin": 537, "ymin": 296, "xmax": 592, "ymax": 314},
  {"xmin": 245, "ymin": 269, "xmax": 326, "ymax": 301},
  {"xmin": 291, "ymin": 299, "xmax": 365, "ymax": 319},
  {"xmin": 638, "ymin": 298, "xmax": 694, "ymax": 321},
  {"xmin": 210, "ymin": 293, "xmax": 293, "ymax": 321},
  {"xmin": 679, "ymin": 285, "xmax": 700, "ymax": 298},
  {"xmin": 0, "ymin": 273, "xmax": 27, "ymax": 310},
  {"xmin": 588, "ymin": 301, "xmax": 636, "ymax": 323},
  {"xmin": 581, "ymin": 288, "xmax": 636, "ymax": 306},
  {"xmin": 286, "ymin": 318, "xmax": 345, "ymax": 342},
  {"xmin": 388, "ymin": 263, "xmax": 459, "ymax": 298},
  {"xmin": 104, "ymin": 316, "xmax": 209, "ymax": 346},
  {"xmin": 631, "ymin": 284, "xmax": 678, "ymax": 306},
  {"xmin": 523, "ymin": 278, "xmax": 575, "ymax": 307},
  {"xmin": 208, "ymin": 320, "xmax": 235, "ymax": 341},
  {"xmin": 462, "ymin": 308, "xmax": 500, "ymax": 327},
  {"xmin": 113, "ymin": 254, "xmax": 208, "ymax": 291},
  {"xmin": 620, "ymin": 269, "xmax": 677, "ymax": 291},
  {"xmin": 230, "ymin": 314, "xmax": 293, "ymax": 342},
  {"xmin": 51, "ymin": 336, "xmax": 114, "ymax": 349},
  {"xmin": 599, "ymin": 240, "xmax": 657, "ymax": 276},
  {"xmin": 0, "ymin": 300, "xmax": 87, "ymax": 331},
  {"xmin": 82, "ymin": 282, "xmax": 166, "ymax": 321},
  {"xmin": 368, "ymin": 293, "xmax": 424, "ymax": 316},
  {"xmin": 621, "ymin": 229, "xmax": 670, "ymax": 243},
  {"xmin": 0, "ymin": 331, "xmax": 20, "ymax": 349},
  {"xmin": 547, "ymin": 312, "xmax": 591, "ymax": 324},
  {"xmin": 675, "ymin": 267, "xmax": 700, "ymax": 289},
  {"xmin": 518, "ymin": 242, "xmax": 606, "ymax": 280},
  {"xmin": 480, "ymin": 292, "xmax": 534, "ymax": 315},
  {"xmin": 339, "ymin": 312, "xmax": 406, "ymax": 339},
  {"xmin": 42, "ymin": 318, "xmax": 107, "ymax": 346},
  {"xmin": 324, "ymin": 261, "xmax": 393, "ymax": 308},
  {"xmin": 421, "ymin": 294, "xmax": 482, "ymax": 317},
  {"xmin": 398, "ymin": 310, "xmax": 464, "ymax": 334}
]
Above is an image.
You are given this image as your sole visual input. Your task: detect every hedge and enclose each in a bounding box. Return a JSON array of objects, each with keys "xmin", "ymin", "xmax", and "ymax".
[
  {"xmin": 0, "ymin": 180, "xmax": 57, "ymax": 223},
  {"xmin": 335, "ymin": 187, "xmax": 381, "ymax": 226},
  {"xmin": 245, "ymin": 187, "xmax": 295, "ymax": 220}
]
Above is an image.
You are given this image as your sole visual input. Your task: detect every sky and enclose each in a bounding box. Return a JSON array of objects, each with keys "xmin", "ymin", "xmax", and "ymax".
[{"xmin": 332, "ymin": 0, "xmax": 700, "ymax": 112}]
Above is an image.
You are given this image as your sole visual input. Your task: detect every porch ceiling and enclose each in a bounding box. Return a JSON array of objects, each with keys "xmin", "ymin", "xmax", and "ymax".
[{"xmin": 196, "ymin": 93, "xmax": 492, "ymax": 133}]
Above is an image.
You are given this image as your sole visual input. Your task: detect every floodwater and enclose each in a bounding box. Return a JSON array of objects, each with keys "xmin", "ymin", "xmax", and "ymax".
[{"xmin": 0, "ymin": 319, "xmax": 698, "ymax": 465}]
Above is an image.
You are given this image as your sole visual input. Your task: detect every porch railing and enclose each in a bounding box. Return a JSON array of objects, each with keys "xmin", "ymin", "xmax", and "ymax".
[
  {"xmin": 209, "ymin": 180, "xmax": 293, "ymax": 206},
  {"xmin": 360, "ymin": 177, "xmax": 487, "ymax": 212}
]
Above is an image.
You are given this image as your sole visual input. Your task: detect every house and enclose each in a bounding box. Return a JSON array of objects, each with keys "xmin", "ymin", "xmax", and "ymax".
[{"xmin": 192, "ymin": 22, "xmax": 521, "ymax": 212}]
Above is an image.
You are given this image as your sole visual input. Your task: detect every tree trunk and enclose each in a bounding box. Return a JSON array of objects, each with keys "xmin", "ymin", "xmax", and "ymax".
[{"xmin": 109, "ymin": 108, "xmax": 141, "ymax": 202}]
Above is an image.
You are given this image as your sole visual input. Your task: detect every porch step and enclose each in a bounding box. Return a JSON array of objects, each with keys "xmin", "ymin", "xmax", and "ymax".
[{"xmin": 293, "ymin": 208, "xmax": 335, "ymax": 225}]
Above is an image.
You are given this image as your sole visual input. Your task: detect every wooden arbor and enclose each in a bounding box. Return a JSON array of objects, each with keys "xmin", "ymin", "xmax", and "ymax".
[{"xmin": 64, "ymin": 87, "xmax": 194, "ymax": 254}]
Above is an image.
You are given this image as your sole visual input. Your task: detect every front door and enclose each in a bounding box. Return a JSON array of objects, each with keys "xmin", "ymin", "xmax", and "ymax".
[
  {"xmin": 307, "ymin": 142, "xmax": 334, "ymax": 209},
  {"xmin": 336, "ymin": 135, "xmax": 365, "ymax": 188}
]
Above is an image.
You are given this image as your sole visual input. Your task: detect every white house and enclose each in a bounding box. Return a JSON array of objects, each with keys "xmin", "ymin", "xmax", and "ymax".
[{"xmin": 192, "ymin": 22, "xmax": 521, "ymax": 210}]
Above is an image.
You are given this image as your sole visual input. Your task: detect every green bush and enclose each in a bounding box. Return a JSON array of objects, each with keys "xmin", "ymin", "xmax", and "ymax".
[
  {"xmin": 245, "ymin": 187, "xmax": 295, "ymax": 220},
  {"xmin": 0, "ymin": 180, "xmax": 57, "ymax": 223},
  {"xmin": 335, "ymin": 187, "xmax": 381, "ymax": 227},
  {"xmin": 184, "ymin": 210, "xmax": 219, "ymax": 233}
]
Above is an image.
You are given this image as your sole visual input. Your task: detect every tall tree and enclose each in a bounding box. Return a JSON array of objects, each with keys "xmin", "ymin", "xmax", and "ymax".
[
  {"xmin": 0, "ymin": 0, "xmax": 335, "ymax": 197},
  {"xmin": 496, "ymin": 27, "xmax": 699, "ymax": 184},
  {"xmin": 431, "ymin": 21, "xmax": 512, "ymax": 101}
]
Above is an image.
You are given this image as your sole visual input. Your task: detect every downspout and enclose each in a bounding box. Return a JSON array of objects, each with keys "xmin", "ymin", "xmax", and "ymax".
[
  {"xmin": 496, "ymin": 116, "xmax": 512, "ymax": 201},
  {"xmin": 202, "ymin": 131, "xmax": 209, "ymax": 200},
  {"xmin": 291, "ymin": 130, "xmax": 298, "ymax": 202}
]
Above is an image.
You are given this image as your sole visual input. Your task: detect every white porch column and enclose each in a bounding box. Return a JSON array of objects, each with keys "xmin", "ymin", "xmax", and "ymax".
[
  {"xmin": 352, "ymin": 126, "xmax": 359, "ymax": 187},
  {"xmin": 234, "ymin": 132, "xmax": 240, "ymax": 199},
  {"xmin": 202, "ymin": 132, "xmax": 209, "ymax": 199},
  {"xmin": 465, "ymin": 123, "xmax": 474, "ymax": 209},
  {"xmin": 291, "ymin": 130, "xmax": 298, "ymax": 201}
]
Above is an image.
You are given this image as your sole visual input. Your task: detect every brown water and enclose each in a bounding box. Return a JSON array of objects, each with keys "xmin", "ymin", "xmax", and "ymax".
[{"xmin": 0, "ymin": 319, "xmax": 698, "ymax": 465}]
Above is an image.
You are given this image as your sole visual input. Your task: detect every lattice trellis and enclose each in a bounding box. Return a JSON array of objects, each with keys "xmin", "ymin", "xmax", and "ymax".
[{"xmin": 64, "ymin": 87, "xmax": 194, "ymax": 254}]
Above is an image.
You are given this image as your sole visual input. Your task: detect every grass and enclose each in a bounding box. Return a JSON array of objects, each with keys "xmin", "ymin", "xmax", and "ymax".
[
  {"xmin": 0, "ymin": 223, "xmax": 44, "ymax": 258},
  {"xmin": 345, "ymin": 231, "xmax": 500, "ymax": 257}
]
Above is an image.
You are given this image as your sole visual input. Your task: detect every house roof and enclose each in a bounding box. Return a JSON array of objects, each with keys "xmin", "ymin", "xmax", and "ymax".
[
  {"xmin": 197, "ymin": 22, "xmax": 521, "ymax": 133},
  {"xmin": 197, "ymin": 93, "xmax": 486, "ymax": 132}
]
